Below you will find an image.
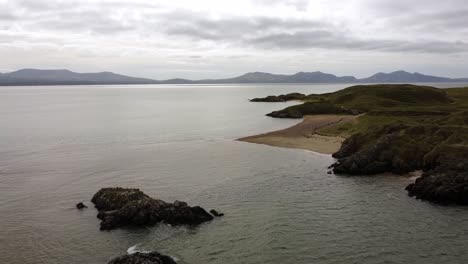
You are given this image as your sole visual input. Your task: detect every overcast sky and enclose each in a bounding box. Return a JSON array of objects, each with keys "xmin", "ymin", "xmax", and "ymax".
[{"xmin": 1, "ymin": 0, "xmax": 467, "ymax": 79}]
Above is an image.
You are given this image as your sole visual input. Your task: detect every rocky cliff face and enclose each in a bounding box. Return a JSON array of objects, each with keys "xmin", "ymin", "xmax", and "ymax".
[
  {"xmin": 406, "ymin": 146, "xmax": 468, "ymax": 205},
  {"xmin": 331, "ymin": 125, "xmax": 468, "ymax": 205}
]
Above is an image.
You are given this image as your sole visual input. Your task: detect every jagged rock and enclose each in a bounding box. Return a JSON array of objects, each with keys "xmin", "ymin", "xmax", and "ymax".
[
  {"xmin": 91, "ymin": 187, "xmax": 214, "ymax": 230},
  {"xmin": 209, "ymin": 209, "xmax": 224, "ymax": 217},
  {"xmin": 76, "ymin": 202, "xmax": 87, "ymax": 209},
  {"xmin": 267, "ymin": 102, "xmax": 352, "ymax": 119},
  {"xmin": 331, "ymin": 125, "xmax": 451, "ymax": 175},
  {"xmin": 405, "ymin": 146, "xmax": 468, "ymax": 205},
  {"xmin": 330, "ymin": 124, "xmax": 468, "ymax": 205},
  {"xmin": 108, "ymin": 251, "xmax": 176, "ymax": 264},
  {"xmin": 250, "ymin": 96, "xmax": 285, "ymax": 102},
  {"xmin": 267, "ymin": 110, "xmax": 303, "ymax": 118},
  {"xmin": 250, "ymin": 93, "xmax": 307, "ymax": 102}
]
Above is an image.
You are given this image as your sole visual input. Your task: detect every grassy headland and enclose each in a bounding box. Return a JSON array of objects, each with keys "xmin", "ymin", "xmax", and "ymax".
[{"xmin": 247, "ymin": 84, "xmax": 468, "ymax": 205}]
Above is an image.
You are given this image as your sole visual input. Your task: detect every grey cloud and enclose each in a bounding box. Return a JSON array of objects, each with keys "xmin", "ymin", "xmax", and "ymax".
[
  {"xmin": 0, "ymin": 10, "xmax": 17, "ymax": 21},
  {"xmin": 364, "ymin": 0, "xmax": 468, "ymax": 34},
  {"xmin": 5, "ymin": 0, "xmax": 140, "ymax": 35},
  {"xmin": 163, "ymin": 13, "xmax": 468, "ymax": 54},
  {"xmin": 249, "ymin": 31, "xmax": 468, "ymax": 54},
  {"xmin": 165, "ymin": 14, "xmax": 326, "ymax": 41},
  {"xmin": 35, "ymin": 11, "xmax": 134, "ymax": 34},
  {"xmin": 365, "ymin": 0, "xmax": 467, "ymax": 15},
  {"xmin": 253, "ymin": 0, "xmax": 309, "ymax": 11},
  {"xmin": 15, "ymin": 8, "xmax": 134, "ymax": 35},
  {"xmin": 11, "ymin": 0, "xmax": 81, "ymax": 11},
  {"xmin": 395, "ymin": 9, "xmax": 468, "ymax": 32}
]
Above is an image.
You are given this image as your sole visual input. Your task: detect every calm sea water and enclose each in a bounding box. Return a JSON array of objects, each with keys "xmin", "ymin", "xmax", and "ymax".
[{"xmin": 1, "ymin": 83, "xmax": 468, "ymax": 264}]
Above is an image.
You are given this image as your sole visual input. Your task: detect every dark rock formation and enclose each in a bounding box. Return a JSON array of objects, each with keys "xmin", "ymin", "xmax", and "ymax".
[
  {"xmin": 250, "ymin": 96, "xmax": 285, "ymax": 102},
  {"xmin": 330, "ymin": 124, "xmax": 468, "ymax": 205},
  {"xmin": 267, "ymin": 102, "xmax": 352, "ymax": 118},
  {"xmin": 209, "ymin": 209, "xmax": 224, "ymax": 217},
  {"xmin": 267, "ymin": 110, "xmax": 303, "ymax": 118},
  {"xmin": 406, "ymin": 146, "xmax": 468, "ymax": 205},
  {"xmin": 331, "ymin": 125, "xmax": 467, "ymax": 175},
  {"xmin": 250, "ymin": 93, "xmax": 307, "ymax": 102},
  {"xmin": 76, "ymin": 202, "xmax": 87, "ymax": 209},
  {"xmin": 108, "ymin": 251, "xmax": 176, "ymax": 264},
  {"xmin": 91, "ymin": 187, "xmax": 214, "ymax": 230}
]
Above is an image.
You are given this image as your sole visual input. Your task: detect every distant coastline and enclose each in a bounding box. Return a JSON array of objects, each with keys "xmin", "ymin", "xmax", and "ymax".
[{"xmin": 2, "ymin": 69, "xmax": 468, "ymax": 86}]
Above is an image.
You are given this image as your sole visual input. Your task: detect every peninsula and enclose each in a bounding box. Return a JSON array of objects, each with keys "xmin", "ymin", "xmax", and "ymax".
[{"xmin": 241, "ymin": 84, "xmax": 468, "ymax": 205}]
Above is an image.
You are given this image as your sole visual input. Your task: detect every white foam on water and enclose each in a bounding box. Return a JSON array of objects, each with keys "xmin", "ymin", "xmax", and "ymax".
[{"xmin": 127, "ymin": 244, "xmax": 150, "ymax": 254}]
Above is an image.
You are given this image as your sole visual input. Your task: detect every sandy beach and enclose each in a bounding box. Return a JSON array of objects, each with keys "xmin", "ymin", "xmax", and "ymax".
[{"xmin": 238, "ymin": 115, "xmax": 358, "ymax": 154}]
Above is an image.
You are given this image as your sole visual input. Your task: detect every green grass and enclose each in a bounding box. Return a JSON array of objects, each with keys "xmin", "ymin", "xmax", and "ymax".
[
  {"xmin": 326, "ymin": 84, "xmax": 452, "ymax": 111},
  {"xmin": 265, "ymin": 84, "xmax": 468, "ymax": 135}
]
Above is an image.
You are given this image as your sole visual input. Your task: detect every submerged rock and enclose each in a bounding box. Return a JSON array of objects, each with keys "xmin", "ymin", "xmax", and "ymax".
[
  {"xmin": 108, "ymin": 251, "xmax": 176, "ymax": 264},
  {"xmin": 209, "ymin": 209, "xmax": 224, "ymax": 217},
  {"xmin": 91, "ymin": 187, "xmax": 214, "ymax": 230},
  {"xmin": 76, "ymin": 202, "xmax": 87, "ymax": 209}
]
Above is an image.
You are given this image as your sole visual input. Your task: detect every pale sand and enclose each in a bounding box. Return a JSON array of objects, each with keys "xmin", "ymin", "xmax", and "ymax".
[{"xmin": 238, "ymin": 115, "xmax": 359, "ymax": 154}]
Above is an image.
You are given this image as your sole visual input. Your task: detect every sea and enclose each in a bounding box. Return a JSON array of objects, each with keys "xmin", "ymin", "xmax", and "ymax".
[{"xmin": 1, "ymin": 83, "xmax": 468, "ymax": 264}]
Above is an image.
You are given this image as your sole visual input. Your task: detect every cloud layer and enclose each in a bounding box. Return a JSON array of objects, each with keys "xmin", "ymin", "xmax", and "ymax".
[{"xmin": 1, "ymin": 0, "xmax": 467, "ymax": 78}]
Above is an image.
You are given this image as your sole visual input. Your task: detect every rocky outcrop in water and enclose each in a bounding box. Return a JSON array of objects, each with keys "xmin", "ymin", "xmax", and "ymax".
[
  {"xmin": 91, "ymin": 187, "xmax": 214, "ymax": 230},
  {"xmin": 209, "ymin": 209, "xmax": 224, "ymax": 217},
  {"xmin": 250, "ymin": 95, "xmax": 285, "ymax": 102},
  {"xmin": 405, "ymin": 146, "xmax": 468, "ymax": 205},
  {"xmin": 250, "ymin": 93, "xmax": 307, "ymax": 102},
  {"xmin": 108, "ymin": 251, "xmax": 176, "ymax": 264},
  {"xmin": 76, "ymin": 202, "xmax": 87, "ymax": 209}
]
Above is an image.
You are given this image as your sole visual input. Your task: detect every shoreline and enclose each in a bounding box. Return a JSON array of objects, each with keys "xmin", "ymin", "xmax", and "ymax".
[{"xmin": 237, "ymin": 115, "xmax": 358, "ymax": 154}]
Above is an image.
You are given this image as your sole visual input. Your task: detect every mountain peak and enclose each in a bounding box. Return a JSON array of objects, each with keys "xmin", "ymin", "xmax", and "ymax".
[
  {"xmin": 1, "ymin": 69, "xmax": 467, "ymax": 85},
  {"xmin": 391, "ymin": 70, "xmax": 411, "ymax": 74}
]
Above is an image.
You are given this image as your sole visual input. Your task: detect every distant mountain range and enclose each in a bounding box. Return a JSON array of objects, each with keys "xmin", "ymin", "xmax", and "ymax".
[{"xmin": 1, "ymin": 69, "xmax": 468, "ymax": 86}]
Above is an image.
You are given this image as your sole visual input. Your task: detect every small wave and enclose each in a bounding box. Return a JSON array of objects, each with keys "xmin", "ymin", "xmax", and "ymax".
[
  {"xmin": 127, "ymin": 245, "xmax": 179, "ymax": 262},
  {"xmin": 127, "ymin": 244, "xmax": 150, "ymax": 254}
]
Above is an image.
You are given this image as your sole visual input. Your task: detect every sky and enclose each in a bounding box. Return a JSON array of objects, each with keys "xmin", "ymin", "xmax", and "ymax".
[{"xmin": 1, "ymin": 0, "xmax": 467, "ymax": 79}]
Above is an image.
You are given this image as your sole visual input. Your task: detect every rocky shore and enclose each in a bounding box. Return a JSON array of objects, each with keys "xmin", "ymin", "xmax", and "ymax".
[
  {"xmin": 250, "ymin": 92, "xmax": 307, "ymax": 102},
  {"xmin": 108, "ymin": 251, "xmax": 177, "ymax": 264},
  {"xmin": 330, "ymin": 125, "xmax": 468, "ymax": 204},
  {"xmin": 92, "ymin": 187, "xmax": 215, "ymax": 230},
  {"xmin": 266, "ymin": 102, "xmax": 354, "ymax": 118},
  {"xmin": 247, "ymin": 84, "xmax": 468, "ymax": 205},
  {"xmin": 405, "ymin": 146, "xmax": 468, "ymax": 205}
]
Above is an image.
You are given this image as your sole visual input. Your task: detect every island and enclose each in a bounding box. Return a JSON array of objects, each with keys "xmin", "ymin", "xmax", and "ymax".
[
  {"xmin": 241, "ymin": 84, "xmax": 468, "ymax": 205},
  {"xmin": 92, "ymin": 187, "xmax": 216, "ymax": 230}
]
